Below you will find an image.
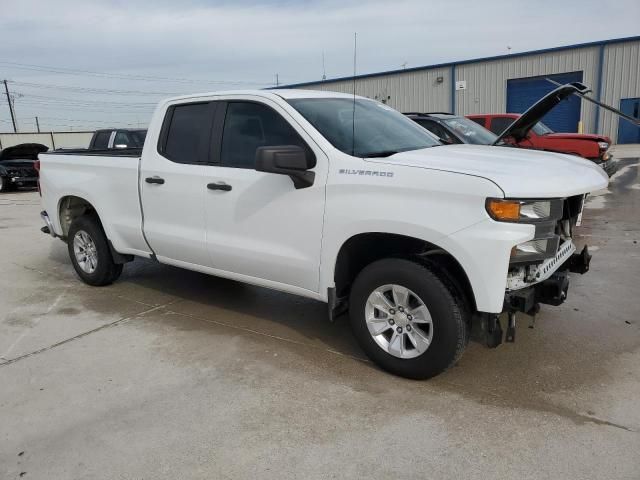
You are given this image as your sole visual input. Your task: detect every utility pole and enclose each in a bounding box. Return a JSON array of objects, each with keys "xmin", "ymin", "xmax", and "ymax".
[
  {"xmin": 3, "ymin": 80, "xmax": 17, "ymax": 133},
  {"xmin": 322, "ymin": 52, "xmax": 327, "ymax": 81},
  {"xmin": 35, "ymin": 116, "xmax": 40, "ymax": 132},
  {"xmin": 275, "ymin": 73, "xmax": 279, "ymax": 86}
]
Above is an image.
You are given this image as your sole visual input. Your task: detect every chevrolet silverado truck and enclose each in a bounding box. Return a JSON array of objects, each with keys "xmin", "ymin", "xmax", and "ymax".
[{"xmin": 38, "ymin": 89, "xmax": 608, "ymax": 379}]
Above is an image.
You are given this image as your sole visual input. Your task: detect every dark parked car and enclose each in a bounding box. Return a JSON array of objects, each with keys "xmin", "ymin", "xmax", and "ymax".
[
  {"xmin": 403, "ymin": 112, "xmax": 498, "ymax": 145},
  {"xmin": 89, "ymin": 128, "xmax": 147, "ymax": 150},
  {"xmin": 0, "ymin": 143, "xmax": 48, "ymax": 192}
]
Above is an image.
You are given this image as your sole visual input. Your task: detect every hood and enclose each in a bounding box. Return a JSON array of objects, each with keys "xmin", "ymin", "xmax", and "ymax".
[
  {"xmin": 543, "ymin": 132, "xmax": 611, "ymax": 143},
  {"xmin": 0, "ymin": 143, "xmax": 48, "ymax": 161},
  {"xmin": 373, "ymin": 144, "xmax": 608, "ymax": 198},
  {"xmin": 493, "ymin": 82, "xmax": 590, "ymax": 144}
]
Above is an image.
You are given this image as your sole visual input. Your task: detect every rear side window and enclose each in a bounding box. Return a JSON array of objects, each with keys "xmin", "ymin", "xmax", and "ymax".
[
  {"xmin": 220, "ymin": 102, "xmax": 307, "ymax": 169},
  {"xmin": 489, "ymin": 117, "xmax": 515, "ymax": 135},
  {"xmin": 114, "ymin": 131, "xmax": 131, "ymax": 147},
  {"xmin": 92, "ymin": 131, "xmax": 111, "ymax": 149},
  {"xmin": 467, "ymin": 117, "xmax": 486, "ymax": 127},
  {"xmin": 161, "ymin": 103, "xmax": 213, "ymax": 164}
]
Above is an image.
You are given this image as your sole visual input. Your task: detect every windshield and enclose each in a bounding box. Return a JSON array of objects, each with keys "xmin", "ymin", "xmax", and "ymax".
[
  {"xmin": 288, "ymin": 98, "xmax": 440, "ymax": 157},
  {"xmin": 441, "ymin": 117, "xmax": 497, "ymax": 145},
  {"xmin": 531, "ymin": 121, "xmax": 554, "ymax": 135}
]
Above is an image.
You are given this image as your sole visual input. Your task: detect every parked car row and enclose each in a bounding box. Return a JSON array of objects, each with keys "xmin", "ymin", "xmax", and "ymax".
[{"xmin": 405, "ymin": 82, "xmax": 615, "ymax": 175}]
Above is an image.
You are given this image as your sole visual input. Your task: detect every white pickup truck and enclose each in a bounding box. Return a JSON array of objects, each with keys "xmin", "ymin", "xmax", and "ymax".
[{"xmin": 39, "ymin": 89, "xmax": 608, "ymax": 379}]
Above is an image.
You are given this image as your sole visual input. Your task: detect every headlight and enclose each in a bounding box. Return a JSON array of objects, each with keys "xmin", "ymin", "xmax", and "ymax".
[
  {"xmin": 511, "ymin": 237, "xmax": 560, "ymax": 263},
  {"xmin": 598, "ymin": 141, "xmax": 609, "ymax": 150},
  {"xmin": 486, "ymin": 198, "xmax": 563, "ymax": 223}
]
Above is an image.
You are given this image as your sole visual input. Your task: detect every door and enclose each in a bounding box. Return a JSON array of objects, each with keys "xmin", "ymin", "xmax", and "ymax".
[
  {"xmin": 507, "ymin": 71, "xmax": 583, "ymax": 133},
  {"xmin": 141, "ymin": 101, "xmax": 216, "ymax": 266},
  {"xmin": 203, "ymin": 98, "xmax": 328, "ymax": 293},
  {"xmin": 618, "ymin": 98, "xmax": 640, "ymax": 144}
]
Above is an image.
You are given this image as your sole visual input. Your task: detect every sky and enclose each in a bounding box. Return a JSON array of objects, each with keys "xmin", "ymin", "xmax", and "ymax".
[{"xmin": 0, "ymin": 0, "xmax": 638, "ymax": 132}]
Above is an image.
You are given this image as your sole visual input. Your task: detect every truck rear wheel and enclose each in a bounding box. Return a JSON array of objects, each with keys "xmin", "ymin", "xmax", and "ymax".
[
  {"xmin": 348, "ymin": 258, "xmax": 468, "ymax": 379},
  {"xmin": 67, "ymin": 214, "xmax": 123, "ymax": 286}
]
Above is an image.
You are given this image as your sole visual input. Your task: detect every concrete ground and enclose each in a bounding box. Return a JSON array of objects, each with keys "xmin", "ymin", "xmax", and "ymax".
[{"xmin": 1, "ymin": 155, "xmax": 639, "ymax": 480}]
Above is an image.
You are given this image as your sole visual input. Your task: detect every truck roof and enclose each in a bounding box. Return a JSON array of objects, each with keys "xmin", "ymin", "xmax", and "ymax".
[{"xmin": 161, "ymin": 89, "xmax": 363, "ymax": 104}]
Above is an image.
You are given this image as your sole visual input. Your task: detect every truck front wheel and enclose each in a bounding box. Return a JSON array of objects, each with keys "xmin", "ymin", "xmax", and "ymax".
[
  {"xmin": 349, "ymin": 258, "xmax": 468, "ymax": 379},
  {"xmin": 67, "ymin": 214, "xmax": 123, "ymax": 286}
]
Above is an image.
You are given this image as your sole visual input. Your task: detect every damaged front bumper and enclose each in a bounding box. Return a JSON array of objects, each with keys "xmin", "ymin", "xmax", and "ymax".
[
  {"xmin": 481, "ymin": 245, "xmax": 592, "ymax": 348},
  {"xmin": 505, "ymin": 245, "xmax": 592, "ymax": 314}
]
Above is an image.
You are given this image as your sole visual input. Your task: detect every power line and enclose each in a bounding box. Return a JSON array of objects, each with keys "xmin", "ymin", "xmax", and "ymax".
[
  {"xmin": 7, "ymin": 80, "xmax": 182, "ymax": 96},
  {"xmin": 0, "ymin": 60, "xmax": 271, "ymax": 86},
  {"xmin": 12, "ymin": 92, "xmax": 156, "ymax": 106}
]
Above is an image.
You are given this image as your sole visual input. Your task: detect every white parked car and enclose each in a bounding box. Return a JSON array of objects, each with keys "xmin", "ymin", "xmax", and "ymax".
[{"xmin": 38, "ymin": 89, "xmax": 608, "ymax": 379}]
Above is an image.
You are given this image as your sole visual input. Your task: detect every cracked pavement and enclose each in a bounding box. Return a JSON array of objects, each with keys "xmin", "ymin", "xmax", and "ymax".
[{"xmin": 1, "ymin": 154, "xmax": 639, "ymax": 479}]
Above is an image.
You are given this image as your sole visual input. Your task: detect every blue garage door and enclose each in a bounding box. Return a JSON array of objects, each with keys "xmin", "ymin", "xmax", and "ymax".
[
  {"xmin": 617, "ymin": 98, "xmax": 640, "ymax": 144},
  {"xmin": 506, "ymin": 71, "xmax": 583, "ymax": 133}
]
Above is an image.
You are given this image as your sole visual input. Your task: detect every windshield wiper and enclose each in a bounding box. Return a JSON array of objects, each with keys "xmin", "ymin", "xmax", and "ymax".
[{"xmin": 361, "ymin": 150, "xmax": 400, "ymax": 158}]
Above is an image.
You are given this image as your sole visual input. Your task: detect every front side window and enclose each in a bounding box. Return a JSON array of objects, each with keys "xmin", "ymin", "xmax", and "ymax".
[
  {"xmin": 441, "ymin": 117, "xmax": 497, "ymax": 145},
  {"xmin": 130, "ymin": 130, "xmax": 147, "ymax": 147},
  {"xmin": 221, "ymin": 102, "xmax": 307, "ymax": 168},
  {"xmin": 162, "ymin": 103, "xmax": 212, "ymax": 164},
  {"xmin": 288, "ymin": 98, "xmax": 439, "ymax": 158}
]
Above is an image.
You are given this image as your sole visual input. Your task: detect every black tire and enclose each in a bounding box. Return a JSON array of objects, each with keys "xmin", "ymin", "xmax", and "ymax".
[
  {"xmin": 0, "ymin": 176, "xmax": 13, "ymax": 193},
  {"xmin": 67, "ymin": 214, "xmax": 123, "ymax": 286},
  {"xmin": 349, "ymin": 258, "xmax": 468, "ymax": 380}
]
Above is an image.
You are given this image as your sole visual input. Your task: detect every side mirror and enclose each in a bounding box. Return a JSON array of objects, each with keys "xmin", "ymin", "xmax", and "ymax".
[{"xmin": 255, "ymin": 145, "xmax": 316, "ymax": 189}]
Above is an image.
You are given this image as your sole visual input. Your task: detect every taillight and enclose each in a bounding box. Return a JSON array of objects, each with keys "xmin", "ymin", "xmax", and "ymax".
[{"xmin": 35, "ymin": 160, "xmax": 41, "ymax": 196}]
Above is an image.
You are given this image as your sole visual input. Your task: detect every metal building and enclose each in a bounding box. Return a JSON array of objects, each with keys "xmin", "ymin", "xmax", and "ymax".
[{"xmin": 282, "ymin": 36, "xmax": 640, "ymax": 143}]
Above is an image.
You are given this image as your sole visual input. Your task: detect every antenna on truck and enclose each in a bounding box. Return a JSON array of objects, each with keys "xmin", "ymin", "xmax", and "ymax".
[{"xmin": 351, "ymin": 32, "xmax": 357, "ymax": 156}]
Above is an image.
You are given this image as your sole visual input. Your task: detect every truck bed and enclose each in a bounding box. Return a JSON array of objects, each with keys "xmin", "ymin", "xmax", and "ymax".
[
  {"xmin": 48, "ymin": 147, "xmax": 143, "ymax": 157},
  {"xmin": 39, "ymin": 151, "xmax": 150, "ymax": 258}
]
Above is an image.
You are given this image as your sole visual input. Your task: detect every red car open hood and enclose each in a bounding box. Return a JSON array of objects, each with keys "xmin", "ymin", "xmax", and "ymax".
[
  {"xmin": 493, "ymin": 82, "xmax": 591, "ymax": 145},
  {"xmin": 543, "ymin": 132, "xmax": 611, "ymax": 143}
]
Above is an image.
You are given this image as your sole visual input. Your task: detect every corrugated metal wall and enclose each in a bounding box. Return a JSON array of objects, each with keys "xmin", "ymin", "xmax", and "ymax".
[
  {"xmin": 292, "ymin": 39, "xmax": 640, "ymax": 142},
  {"xmin": 454, "ymin": 46, "xmax": 599, "ymax": 134},
  {"xmin": 600, "ymin": 41, "xmax": 640, "ymax": 141},
  {"xmin": 300, "ymin": 67, "xmax": 452, "ymax": 113}
]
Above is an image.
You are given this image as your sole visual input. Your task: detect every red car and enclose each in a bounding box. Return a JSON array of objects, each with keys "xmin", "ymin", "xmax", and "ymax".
[{"xmin": 467, "ymin": 113, "xmax": 612, "ymax": 164}]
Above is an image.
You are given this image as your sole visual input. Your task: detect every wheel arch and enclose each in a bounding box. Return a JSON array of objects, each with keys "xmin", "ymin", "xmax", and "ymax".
[
  {"xmin": 332, "ymin": 232, "xmax": 477, "ymax": 313},
  {"xmin": 57, "ymin": 195, "xmax": 102, "ymax": 238}
]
